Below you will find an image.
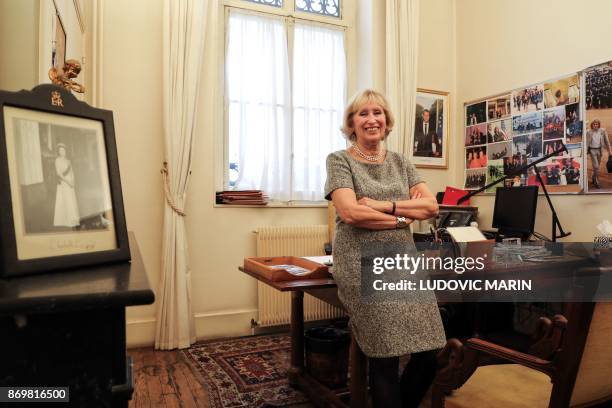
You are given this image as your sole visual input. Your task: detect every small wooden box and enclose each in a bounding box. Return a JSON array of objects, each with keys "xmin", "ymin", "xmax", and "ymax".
[{"xmin": 243, "ymin": 256, "xmax": 330, "ymax": 282}]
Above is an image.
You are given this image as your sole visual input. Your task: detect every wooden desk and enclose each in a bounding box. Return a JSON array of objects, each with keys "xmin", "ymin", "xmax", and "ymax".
[
  {"xmin": 240, "ymin": 246, "xmax": 608, "ymax": 408},
  {"xmin": 0, "ymin": 234, "xmax": 154, "ymax": 407},
  {"xmin": 240, "ymin": 267, "xmax": 365, "ymax": 408}
]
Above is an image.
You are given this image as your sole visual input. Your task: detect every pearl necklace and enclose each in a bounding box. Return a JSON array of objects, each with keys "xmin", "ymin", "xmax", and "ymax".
[{"xmin": 352, "ymin": 143, "xmax": 384, "ymax": 162}]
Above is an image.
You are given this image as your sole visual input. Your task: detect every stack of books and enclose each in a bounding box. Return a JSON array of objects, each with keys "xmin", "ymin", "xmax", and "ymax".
[{"xmin": 215, "ymin": 190, "xmax": 268, "ymax": 206}]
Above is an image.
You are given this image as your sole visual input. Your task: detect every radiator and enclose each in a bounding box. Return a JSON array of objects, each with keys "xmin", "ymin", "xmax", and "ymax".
[{"xmin": 255, "ymin": 225, "xmax": 345, "ymax": 327}]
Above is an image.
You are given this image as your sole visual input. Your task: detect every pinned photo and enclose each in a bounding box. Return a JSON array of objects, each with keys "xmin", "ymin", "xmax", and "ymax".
[
  {"xmin": 486, "ymin": 95, "xmax": 511, "ymax": 120},
  {"xmin": 465, "ymin": 123, "xmax": 487, "ymax": 146},
  {"xmin": 466, "ymin": 146, "xmax": 488, "ymax": 169},
  {"xmin": 486, "ymin": 159, "xmax": 506, "ymax": 192},
  {"xmin": 487, "ymin": 119, "xmax": 511, "ymax": 143},
  {"xmin": 525, "ymin": 132, "xmax": 543, "ymax": 159},
  {"xmin": 511, "ymin": 84, "xmax": 544, "ymax": 115},
  {"xmin": 527, "ymin": 157, "xmax": 582, "ymax": 193},
  {"xmin": 464, "ymin": 168, "xmax": 486, "ymax": 190},
  {"xmin": 585, "ymin": 62, "xmax": 612, "ymax": 110},
  {"xmin": 513, "ymin": 112, "xmax": 543, "ymax": 134},
  {"xmin": 566, "ymin": 143, "xmax": 582, "ymax": 158},
  {"xmin": 512, "ymin": 134, "xmax": 529, "ymax": 157},
  {"xmin": 543, "ymin": 139, "xmax": 566, "ymax": 157},
  {"xmin": 565, "ymin": 103, "xmax": 582, "ymax": 143},
  {"xmin": 543, "ymin": 107, "xmax": 565, "ymax": 140},
  {"xmin": 540, "ymin": 159, "xmax": 576, "ymax": 186},
  {"xmin": 584, "ymin": 115, "xmax": 612, "ymax": 192},
  {"xmin": 544, "ymin": 74, "xmax": 579, "ymax": 108},
  {"xmin": 466, "ymin": 101, "xmax": 487, "ymax": 126},
  {"xmin": 488, "ymin": 141, "xmax": 512, "ymax": 160},
  {"xmin": 503, "ymin": 155, "xmax": 527, "ymax": 176}
]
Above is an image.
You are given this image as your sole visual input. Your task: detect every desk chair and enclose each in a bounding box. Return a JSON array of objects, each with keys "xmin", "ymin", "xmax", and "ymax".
[{"xmin": 431, "ymin": 301, "xmax": 612, "ymax": 408}]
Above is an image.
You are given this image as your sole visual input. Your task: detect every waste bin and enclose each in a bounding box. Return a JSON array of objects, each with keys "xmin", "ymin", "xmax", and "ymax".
[{"xmin": 304, "ymin": 327, "xmax": 350, "ymax": 388}]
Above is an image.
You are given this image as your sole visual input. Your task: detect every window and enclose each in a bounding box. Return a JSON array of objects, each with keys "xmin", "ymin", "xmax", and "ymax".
[
  {"xmin": 295, "ymin": 0, "xmax": 340, "ymax": 18},
  {"xmin": 224, "ymin": 1, "xmax": 347, "ymax": 202}
]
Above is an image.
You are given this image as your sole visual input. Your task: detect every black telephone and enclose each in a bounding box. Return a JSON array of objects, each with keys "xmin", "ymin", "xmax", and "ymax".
[{"xmin": 437, "ymin": 211, "xmax": 474, "ymax": 228}]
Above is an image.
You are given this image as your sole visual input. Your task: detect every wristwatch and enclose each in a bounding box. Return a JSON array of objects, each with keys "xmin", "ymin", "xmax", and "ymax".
[{"xmin": 396, "ymin": 216, "xmax": 408, "ymax": 229}]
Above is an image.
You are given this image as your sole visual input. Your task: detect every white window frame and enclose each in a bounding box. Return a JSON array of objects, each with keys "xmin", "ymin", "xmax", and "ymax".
[{"xmin": 214, "ymin": 0, "xmax": 355, "ymax": 207}]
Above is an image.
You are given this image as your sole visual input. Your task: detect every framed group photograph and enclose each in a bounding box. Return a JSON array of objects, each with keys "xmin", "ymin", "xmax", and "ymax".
[
  {"xmin": 0, "ymin": 85, "xmax": 129, "ymax": 276},
  {"xmin": 412, "ymin": 89, "xmax": 450, "ymax": 169}
]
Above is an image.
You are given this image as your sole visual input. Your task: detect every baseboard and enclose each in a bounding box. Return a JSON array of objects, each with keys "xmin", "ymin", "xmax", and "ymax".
[
  {"xmin": 126, "ymin": 318, "xmax": 156, "ymax": 348},
  {"xmin": 194, "ymin": 308, "xmax": 257, "ymax": 341},
  {"xmin": 126, "ymin": 308, "xmax": 258, "ymax": 348}
]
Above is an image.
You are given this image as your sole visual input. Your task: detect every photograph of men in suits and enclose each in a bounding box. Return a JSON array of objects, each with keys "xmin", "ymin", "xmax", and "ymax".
[{"xmin": 414, "ymin": 109, "xmax": 442, "ymax": 157}]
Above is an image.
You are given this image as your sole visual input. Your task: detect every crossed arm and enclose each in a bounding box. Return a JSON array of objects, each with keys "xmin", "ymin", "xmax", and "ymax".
[{"xmin": 330, "ymin": 182, "xmax": 439, "ymax": 230}]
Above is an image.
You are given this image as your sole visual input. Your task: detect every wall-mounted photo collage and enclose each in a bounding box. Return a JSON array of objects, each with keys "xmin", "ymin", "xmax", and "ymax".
[{"xmin": 464, "ymin": 73, "xmax": 584, "ymax": 194}]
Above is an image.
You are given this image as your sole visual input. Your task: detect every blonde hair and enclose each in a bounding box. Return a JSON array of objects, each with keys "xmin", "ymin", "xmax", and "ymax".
[{"xmin": 340, "ymin": 89, "xmax": 395, "ymax": 142}]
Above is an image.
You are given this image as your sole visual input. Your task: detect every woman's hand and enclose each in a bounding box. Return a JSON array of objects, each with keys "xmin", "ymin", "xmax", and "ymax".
[
  {"xmin": 357, "ymin": 197, "xmax": 391, "ymax": 213},
  {"xmin": 411, "ymin": 191, "xmax": 422, "ymax": 200}
]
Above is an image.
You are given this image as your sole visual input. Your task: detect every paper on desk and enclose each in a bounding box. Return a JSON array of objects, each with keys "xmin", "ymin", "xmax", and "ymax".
[
  {"xmin": 446, "ymin": 226, "xmax": 487, "ymax": 242},
  {"xmin": 271, "ymin": 264, "xmax": 310, "ymax": 275},
  {"xmin": 302, "ymin": 255, "xmax": 333, "ymax": 266}
]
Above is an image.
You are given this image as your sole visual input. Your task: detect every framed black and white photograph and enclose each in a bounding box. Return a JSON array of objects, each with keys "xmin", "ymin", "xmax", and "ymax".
[{"xmin": 0, "ymin": 85, "xmax": 129, "ymax": 276}]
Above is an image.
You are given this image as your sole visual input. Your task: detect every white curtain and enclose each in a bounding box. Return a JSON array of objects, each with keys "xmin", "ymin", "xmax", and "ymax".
[
  {"xmin": 385, "ymin": 0, "xmax": 420, "ymax": 156},
  {"xmin": 227, "ymin": 11, "xmax": 346, "ymax": 201},
  {"xmin": 292, "ymin": 22, "xmax": 347, "ymax": 201},
  {"xmin": 227, "ymin": 10, "xmax": 292, "ymax": 201},
  {"xmin": 155, "ymin": 0, "xmax": 208, "ymax": 350}
]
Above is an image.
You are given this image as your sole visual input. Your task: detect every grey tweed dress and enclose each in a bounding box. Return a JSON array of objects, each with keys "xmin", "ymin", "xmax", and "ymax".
[{"xmin": 324, "ymin": 150, "xmax": 446, "ymax": 358}]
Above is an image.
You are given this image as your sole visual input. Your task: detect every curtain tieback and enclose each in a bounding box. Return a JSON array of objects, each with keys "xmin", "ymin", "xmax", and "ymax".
[{"xmin": 161, "ymin": 162, "xmax": 186, "ymax": 217}]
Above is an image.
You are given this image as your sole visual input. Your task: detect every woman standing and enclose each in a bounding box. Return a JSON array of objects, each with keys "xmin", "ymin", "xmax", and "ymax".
[
  {"xmin": 325, "ymin": 89, "xmax": 445, "ymax": 408},
  {"xmin": 586, "ymin": 119, "xmax": 611, "ymax": 188},
  {"xmin": 53, "ymin": 143, "xmax": 80, "ymax": 228}
]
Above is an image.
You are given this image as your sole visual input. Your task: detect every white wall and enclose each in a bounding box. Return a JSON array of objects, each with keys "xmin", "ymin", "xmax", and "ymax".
[
  {"xmin": 455, "ymin": 0, "xmax": 612, "ymax": 240},
  {"xmin": 416, "ymin": 0, "xmax": 456, "ymax": 196},
  {"xmin": 99, "ymin": 0, "xmax": 165, "ymax": 345},
  {"xmin": 0, "ymin": 0, "xmax": 39, "ymax": 91}
]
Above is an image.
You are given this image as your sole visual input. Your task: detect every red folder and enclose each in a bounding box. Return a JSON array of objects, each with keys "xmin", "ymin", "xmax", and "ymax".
[{"xmin": 442, "ymin": 186, "xmax": 470, "ymax": 205}]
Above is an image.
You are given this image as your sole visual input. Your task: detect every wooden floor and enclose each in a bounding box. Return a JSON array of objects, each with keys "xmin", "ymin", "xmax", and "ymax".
[{"xmin": 128, "ymin": 347, "xmax": 210, "ymax": 408}]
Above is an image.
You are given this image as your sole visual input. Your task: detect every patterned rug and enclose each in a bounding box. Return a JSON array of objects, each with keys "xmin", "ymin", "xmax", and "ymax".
[{"xmin": 182, "ymin": 333, "xmax": 308, "ymax": 408}]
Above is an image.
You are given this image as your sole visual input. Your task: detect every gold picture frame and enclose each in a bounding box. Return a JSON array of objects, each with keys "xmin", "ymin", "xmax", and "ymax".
[{"xmin": 412, "ymin": 88, "xmax": 450, "ymax": 169}]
